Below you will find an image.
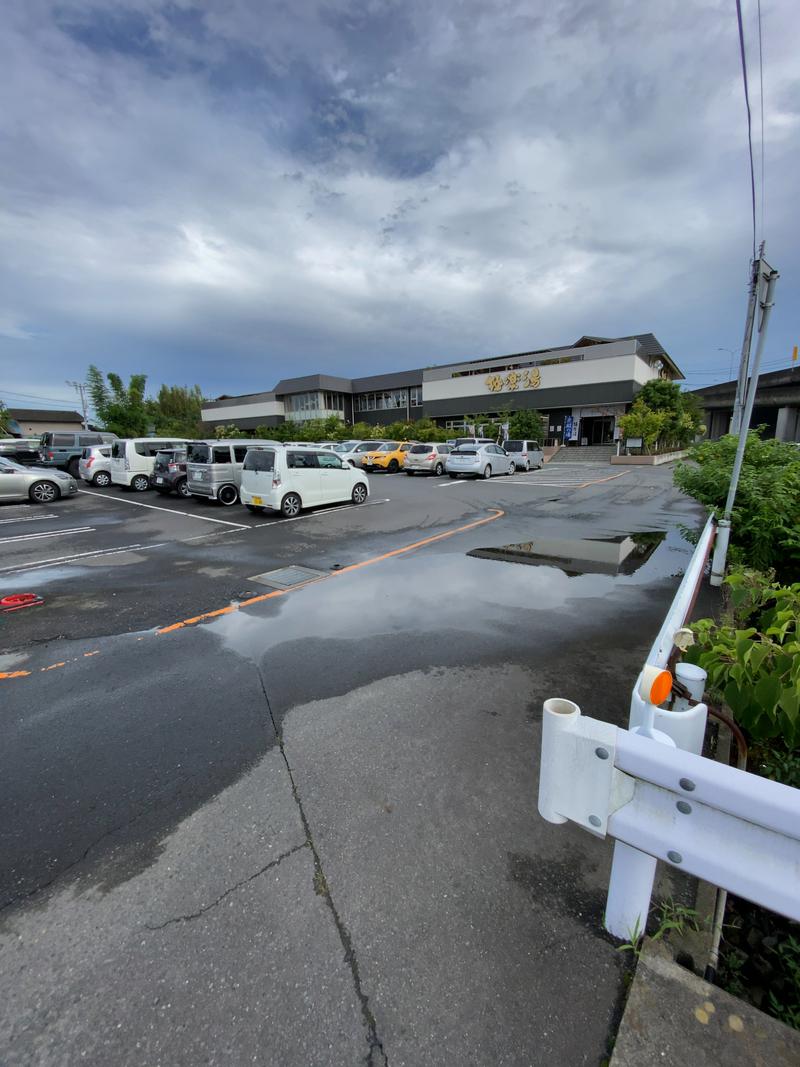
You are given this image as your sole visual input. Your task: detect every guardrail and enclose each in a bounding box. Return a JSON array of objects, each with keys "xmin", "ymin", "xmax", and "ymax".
[{"xmin": 536, "ymin": 515, "xmax": 800, "ymax": 940}]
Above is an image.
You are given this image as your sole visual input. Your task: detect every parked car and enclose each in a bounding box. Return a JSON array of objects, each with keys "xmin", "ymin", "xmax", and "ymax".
[
  {"xmin": 38, "ymin": 430, "xmax": 117, "ymax": 479},
  {"xmin": 110, "ymin": 437, "xmax": 190, "ymax": 491},
  {"xmin": 186, "ymin": 438, "xmax": 278, "ymax": 506},
  {"xmin": 240, "ymin": 445, "xmax": 369, "ymax": 517},
  {"xmin": 361, "ymin": 441, "xmax": 416, "ymax": 473},
  {"xmin": 0, "ymin": 438, "xmax": 42, "ymax": 466},
  {"xmin": 454, "ymin": 437, "xmax": 496, "ymax": 447},
  {"xmin": 335, "ymin": 441, "xmax": 384, "ymax": 467},
  {"xmin": 150, "ymin": 448, "xmax": 189, "ymax": 497},
  {"xmin": 504, "ymin": 439, "xmax": 544, "ymax": 471},
  {"xmin": 78, "ymin": 445, "xmax": 113, "ymax": 486},
  {"xmin": 404, "ymin": 443, "xmax": 452, "ymax": 476},
  {"xmin": 0, "ymin": 456, "xmax": 78, "ymax": 504},
  {"xmin": 445, "ymin": 443, "xmax": 516, "ymax": 479}
]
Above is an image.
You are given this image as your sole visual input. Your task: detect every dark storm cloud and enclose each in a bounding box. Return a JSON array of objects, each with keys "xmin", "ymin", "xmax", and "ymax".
[{"xmin": 1, "ymin": 0, "xmax": 798, "ymax": 407}]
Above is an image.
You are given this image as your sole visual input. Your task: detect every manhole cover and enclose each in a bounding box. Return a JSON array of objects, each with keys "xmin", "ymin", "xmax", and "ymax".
[{"xmin": 248, "ymin": 565, "xmax": 328, "ymax": 590}]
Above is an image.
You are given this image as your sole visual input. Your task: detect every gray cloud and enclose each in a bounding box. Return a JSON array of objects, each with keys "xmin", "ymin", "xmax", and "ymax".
[{"xmin": 1, "ymin": 0, "xmax": 798, "ymax": 405}]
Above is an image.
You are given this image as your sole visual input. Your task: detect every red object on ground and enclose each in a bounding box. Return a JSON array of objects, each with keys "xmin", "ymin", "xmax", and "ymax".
[{"xmin": 0, "ymin": 593, "xmax": 44, "ymax": 612}]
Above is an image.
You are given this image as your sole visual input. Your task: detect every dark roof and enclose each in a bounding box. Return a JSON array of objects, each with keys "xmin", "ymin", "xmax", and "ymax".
[
  {"xmin": 351, "ymin": 368, "xmax": 424, "ymax": 391},
  {"xmin": 273, "ymin": 374, "xmax": 353, "ymax": 395},
  {"xmin": 204, "ymin": 390, "xmax": 276, "ymax": 409},
  {"xmin": 6, "ymin": 408, "xmax": 84, "ymax": 422},
  {"xmin": 690, "ymin": 365, "xmax": 800, "ymax": 397},
  {"xmin": 574, "ymin": 333, "xmax": 683, "ymax": 378}
]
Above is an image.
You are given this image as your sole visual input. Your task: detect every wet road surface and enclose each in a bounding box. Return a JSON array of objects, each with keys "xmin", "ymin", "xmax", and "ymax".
[{"xmin": 0, "ymin": 465, "xmax": 713, "ymax": 1065}]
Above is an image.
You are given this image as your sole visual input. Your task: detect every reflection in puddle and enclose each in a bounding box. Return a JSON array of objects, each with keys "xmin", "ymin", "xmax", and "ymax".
[{"xmin": 468, "ymin": 532, "xmax": 666, "ymax": 577}]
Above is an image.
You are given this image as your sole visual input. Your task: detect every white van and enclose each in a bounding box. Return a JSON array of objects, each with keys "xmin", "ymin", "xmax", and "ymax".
[
  {"xmin": 110, "ymin": 438, "xmax": 190, "ymax": 491},
  {"xmin": 240, "ymin": 445, "xmax": 370, "ymax": 517}
]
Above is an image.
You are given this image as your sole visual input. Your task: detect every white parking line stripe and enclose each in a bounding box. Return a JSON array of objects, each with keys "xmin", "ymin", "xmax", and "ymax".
[
  {"xmin": 254, "ymin": 497, "xmax": 390, "ymax": 527},
  {"xmin": 78, "ymin": 489, "xmax": 250, "ymax": 528},
  {"xmin": 0, "ymin": 513, "xmax": 56, "ymax": 525},
  {"xmin": 0, "ymin": 542, "xmax": 169, "ymax": 575},
  {"xmin": 0, "ymin": 526, "xmax": 94, "ymax": 545}
]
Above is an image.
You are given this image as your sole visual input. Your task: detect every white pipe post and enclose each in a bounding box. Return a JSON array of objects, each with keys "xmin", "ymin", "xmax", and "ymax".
[
  {"xmin": 711, "ymin": 266, "xmax": 779, "ymax": 585},
  {"xmin": 605, "ymin": 842, "xmax": 658, "ymax": 940}
]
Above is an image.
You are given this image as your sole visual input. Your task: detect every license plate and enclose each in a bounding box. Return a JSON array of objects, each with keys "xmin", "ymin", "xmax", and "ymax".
[
  {"xmin": 252, "ymin": 495, "xmax": 263, "ymax": 505},
  {"xmin": 156, "ymin": 477, "xmax": 164, "ymax": 484}
]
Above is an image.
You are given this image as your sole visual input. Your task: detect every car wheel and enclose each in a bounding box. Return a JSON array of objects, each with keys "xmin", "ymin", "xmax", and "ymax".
[
  {"xmin": 93, "ymin": 470, "xmax": 111, "ymax": 487},
  {"xmin": 29, "ymin": 480, "xmax": 59, "ymax": 504},
  {"xmin": 217, "ymin": 484, "xmax": 239, "ymax": 506},
  {"xmin": 280, "ymin": 492, "xmax": 302, "ymax": 518},
  {"xmin": 524, "ymin": 461, "xmax": 530, "ymax": 472},
  {"xmin": 508, "ymin": 461, "xmax": 516, "ymax": 476},
  {"xmin": 352, "ymin": 483, "xmax": 368, "ymax": 505},
  {"xmin": 434, "ymin": 462, "xmax": 444, "ymax": 476},
  {"xmin": 483, "ymin": 465, "xmax": 492, "ymax": 479},
  {"xmin": 131, "ymin": 474, "xmax": 149, "ymax": 492},
  {"xmin": 449, "ymin": 473, "xmax": 458, "ymax": 479},
  {"xmin": 176, "ymin": 478, "xmax": 191, "ymax": 498},
  {"xmin": 388, "ymin": 459, "xmax": 400, "ymax": 473}
]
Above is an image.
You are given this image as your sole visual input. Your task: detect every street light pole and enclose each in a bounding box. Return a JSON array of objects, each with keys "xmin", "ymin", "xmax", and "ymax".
[{"xmin": 717, "ymin": 347, "xmax": 736, "ymax": 382}]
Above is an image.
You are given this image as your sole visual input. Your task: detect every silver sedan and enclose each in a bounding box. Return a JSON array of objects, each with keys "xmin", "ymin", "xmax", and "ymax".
[
  {"xmin": 445, "ymin": 443, "xmax": 516, "ymax": 479},
  {"xmin": 0, "ymin": 457, "xmax": 79, "ymax": 504}
]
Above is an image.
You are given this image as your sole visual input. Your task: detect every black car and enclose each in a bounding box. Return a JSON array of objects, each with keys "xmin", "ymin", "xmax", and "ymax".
[{"xmin": 150, "ymin": 448, "xmax": 190, "ymax": 497}]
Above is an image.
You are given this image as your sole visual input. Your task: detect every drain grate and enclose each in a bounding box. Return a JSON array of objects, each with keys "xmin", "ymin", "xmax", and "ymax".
[{"xmin": 248, "ymin": 565, "xmax": 329, "ymax": 590}]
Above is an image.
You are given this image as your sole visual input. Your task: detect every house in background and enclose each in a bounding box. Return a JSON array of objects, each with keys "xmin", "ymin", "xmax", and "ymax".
[{"xmin": 2, "ymin": 408, "xmax": 86, "ymax": 437}]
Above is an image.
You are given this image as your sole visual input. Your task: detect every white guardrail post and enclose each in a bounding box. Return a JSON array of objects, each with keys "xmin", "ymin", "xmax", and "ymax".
[{"xmin": 539, "ymin": 517, "xmax": 729, "ymax": 941}]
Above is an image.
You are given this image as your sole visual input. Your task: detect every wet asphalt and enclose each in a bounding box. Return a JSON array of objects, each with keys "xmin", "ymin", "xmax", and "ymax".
[{"xmin": 0, "ymin": 465, "xmax": 713, "ymax": 1065}]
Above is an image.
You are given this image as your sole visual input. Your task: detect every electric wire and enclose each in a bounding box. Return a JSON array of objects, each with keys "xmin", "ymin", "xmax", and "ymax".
[{"xmin": 734, "ymin": 0, "xmax": 757, "ymax": 259}]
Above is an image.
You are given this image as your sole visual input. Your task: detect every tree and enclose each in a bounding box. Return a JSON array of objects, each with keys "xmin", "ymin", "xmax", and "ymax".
[
  {"xmin": 87, "ymin": 365, "xmax": 149, "ymax": 437},
  {"xmin": 0, "ymin": 401, "xmax": 10, "ymax": 438},
  {"xmin": 627, "ymin": 381, "xmax": 705, "ymax": 450},
  {"xmin": 150, "ymin": 385, "xmax": 204, "ymax": 437},
  {"xmin": 508, "ymin": 408, "xmax": 547, "ymax": 442},
  {"xmin": 214, "ymin": 424, "xmax": 242, "ymax": 439},
  {"xmin": 618, "ymin": 406, "xmax": 669, "ymax": 453}
]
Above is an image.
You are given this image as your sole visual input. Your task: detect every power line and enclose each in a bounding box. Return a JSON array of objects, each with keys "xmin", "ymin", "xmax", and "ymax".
[
  {"xmin": 759, "ymin": 0, "xmax": 768, "ymax": 240},
  {"xmin": 0, "ymin": 389, "xmax": 78, "ymax": 406},
  {"xmin": 734, "ymin": 0, "xmax": 757, "ymax": 259}
]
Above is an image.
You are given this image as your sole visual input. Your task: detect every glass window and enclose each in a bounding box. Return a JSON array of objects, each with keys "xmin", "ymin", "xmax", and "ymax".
[
  {"xmin": 233, "ymin": 446, "xmax": 249, "ymax": 462},
  {"xmin": 287, "ymin": 451, "xmax": 318, "ymax": 469},
  {"xmin": 52, "ymin": 433, "xmax": 74, "ymax": 446},
  {"xmin": 111, "ymin": 441, "xmax": 125, "ymax": 459},
  {"xmin": 135, "ymin": 442, "xmax": 147, "ymax": 456},
  {"xmin": 317, "ymin": 452, "xmax": 344, "ymax": 468},
  {"xmin": 187, "ymin": 442, "xmax": 210, "ymax": 463},
  {"xmin": 409, "ymin": 386, "xmax": 422, "ymax": 406},
  {"xmin": 243, "ymin": 449, "xmax": 274, "ymax": 471},
  {"xmin": 212, "ymin": 446, "xmax": 232, "ymax": 463},
  {"xmin": 79, "ymin": 434, "xmax": 101, "ymax": 446}
]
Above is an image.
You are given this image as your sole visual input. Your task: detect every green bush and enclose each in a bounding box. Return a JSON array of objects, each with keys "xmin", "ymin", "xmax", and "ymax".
[
  {"xmin": 685, "ymin": 570, "xmax": 800, "ymax": 749},
  {"xmin": 674, "ymin": 429, "xmax": 800, "ymax": 578}
]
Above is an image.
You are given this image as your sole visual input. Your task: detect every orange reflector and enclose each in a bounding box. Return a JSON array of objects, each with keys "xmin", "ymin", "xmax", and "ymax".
[{"xmin": 648, "ymin": 669, "xmax": 673, "ymax": 705}]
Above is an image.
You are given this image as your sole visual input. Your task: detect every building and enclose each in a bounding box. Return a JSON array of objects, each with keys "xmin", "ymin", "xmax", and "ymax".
[
  {"xmin": 201, "ymin": 333, "xmax": 682, "ymax": 444},
  {"xmin": 2, "ymin": 408, "xmax": 86, "ymax": 437},
  {"xmin": 691, "ymin": 366, "xmax": 800, "ymax": 442}
]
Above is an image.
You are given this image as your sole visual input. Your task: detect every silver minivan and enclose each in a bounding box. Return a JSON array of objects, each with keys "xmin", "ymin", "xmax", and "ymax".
[
  {"xmin": 504, "ymin": 439, "xmax": 545, "ymax": 471},
  {"xmin": 186, "ymin": 439, "xmax": 279, "ymax": 506}
]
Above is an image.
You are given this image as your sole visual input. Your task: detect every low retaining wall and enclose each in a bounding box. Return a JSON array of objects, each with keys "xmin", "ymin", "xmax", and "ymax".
[{"xmin": 611, "ymin": 450, "xmax": 688, "ymax": 466}]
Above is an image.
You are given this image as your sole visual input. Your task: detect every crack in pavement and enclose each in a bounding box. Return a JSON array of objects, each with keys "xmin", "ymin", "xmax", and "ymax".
[
  {"xmin": 144, "ymin": 842, "xmax": 309, "ymax": 929},
  {"xmin": 255, "ymin": 668, "xmax": 389, "ymax": 1067}
]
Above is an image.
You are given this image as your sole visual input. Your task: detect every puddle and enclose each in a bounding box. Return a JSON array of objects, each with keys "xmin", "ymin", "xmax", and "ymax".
[{"xmin": 468, "ymin": 532, "xmax": 666, "ymax": 577}]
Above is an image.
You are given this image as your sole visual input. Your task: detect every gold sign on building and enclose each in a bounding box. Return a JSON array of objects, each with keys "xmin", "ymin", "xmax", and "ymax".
[{"xmin": 485, "ymin": 368, "xmax": 540, "ymax": 392}]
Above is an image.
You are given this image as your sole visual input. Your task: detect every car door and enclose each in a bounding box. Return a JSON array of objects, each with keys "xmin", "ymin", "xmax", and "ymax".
[
  {"xmin": 0, "ymin": 459, "xmax": 30, "ymax": 500},
  {"xmin": 316, "ymin": 450, "xmax": 352, "ymax": 502},
  {"xmin": 286, "ymin": 450, "xmax": 321, "ymax": 506}
]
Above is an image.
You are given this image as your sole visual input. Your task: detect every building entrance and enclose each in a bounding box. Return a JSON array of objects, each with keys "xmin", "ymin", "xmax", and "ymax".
[{"xmin": 579, "ymin": 416, "xmax": 615, "ymax": 444}]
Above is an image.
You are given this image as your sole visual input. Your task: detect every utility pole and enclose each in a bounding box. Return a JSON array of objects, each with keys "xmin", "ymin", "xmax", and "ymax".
[
  {"xmin": 730, "ymin": 241, "xmax": 765, "ymax": 434},
  {"xmin": 711, "ymin": 261, "xmax": 779, "ymax": 585},
  {"xmin": 66, "ymin": 380, "xmax": 89, "ymax": 430}
]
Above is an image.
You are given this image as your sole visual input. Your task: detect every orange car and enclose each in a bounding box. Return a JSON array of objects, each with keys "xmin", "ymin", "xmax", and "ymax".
[{"xmin": 361, "ymin": 441, "xmax": 417, "ymax": 473}]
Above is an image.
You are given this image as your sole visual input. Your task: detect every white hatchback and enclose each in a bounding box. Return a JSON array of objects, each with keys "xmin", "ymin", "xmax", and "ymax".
[{"xmin": 240, "ymin": 445, "xmax": 370, "ymax": 517}]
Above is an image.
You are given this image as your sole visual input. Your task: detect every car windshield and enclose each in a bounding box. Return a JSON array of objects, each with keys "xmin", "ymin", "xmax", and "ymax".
[
  {"xmin": 243, "ymin": 449, "xmax": 275, "ymax": 472},
  {"xmin": 410, "ymin": 445, "xmax": 434, "ymax": 454},
  {"xmin": 378, "ymin": 442, "xmax": 398, "ymax": 451},
  {"xmin": 452, "ymin": 448, "xmax": 477, "ymax": 455},
  {"xmin": 505, "ymin": 441, "xmax": 523, "ymax": 451},
  {"xmin": 0, "ymin": 457, "xmax": 25, "ymax": 471}
]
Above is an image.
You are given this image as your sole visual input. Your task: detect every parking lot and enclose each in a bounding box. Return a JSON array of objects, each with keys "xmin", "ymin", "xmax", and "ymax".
[{"xmin": 0, "ymin": 463, "xmax": 711, "ymax": 1066}]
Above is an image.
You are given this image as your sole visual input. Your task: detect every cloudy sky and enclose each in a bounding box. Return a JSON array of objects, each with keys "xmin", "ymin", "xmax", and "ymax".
[{"xmin": 1, "ymin": 0, "xmax": 798, "ymax": 412}]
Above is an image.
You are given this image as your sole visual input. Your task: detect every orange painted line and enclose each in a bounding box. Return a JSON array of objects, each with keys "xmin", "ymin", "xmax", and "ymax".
[
  {"xmin": 157, "ymin": 508, "xmax": 504, "ymax": 635},
  {"xmin": 577, "ymin": 471, "xmax": 630, "ymax": 489},
  {"xmin": 40, "ymin": 661, "xmax": 66, "ymax": 672},
  {"xmin": 83, "ymin": 650, "xmax": 100, "ymax": 657},
  {"xmin": 0, "ymin": 670, "xmax": 31, "ymax": 679}
]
